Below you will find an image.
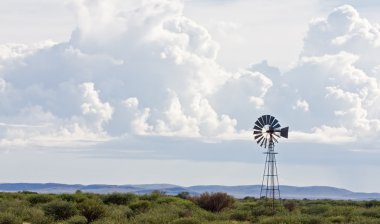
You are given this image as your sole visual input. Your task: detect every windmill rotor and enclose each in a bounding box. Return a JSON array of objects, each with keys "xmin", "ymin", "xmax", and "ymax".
[{"xmin": 252, "ymin": 115, "xmax": 288, "ymax": 149}]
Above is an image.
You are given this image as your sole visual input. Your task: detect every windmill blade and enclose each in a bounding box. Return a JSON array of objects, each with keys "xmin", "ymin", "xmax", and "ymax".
[
  {"xmin": 262, "ymin": 115, "xmax": 267, "ymax": 124},
  {"xmin": 256, "ymin": 135, "xmax": 264, "ymax": 144},
  {"xmin": 254, "ymin": 133, "xmax": 263, "ymax": 140},
  {"xmin": 255, "ymin": 120, "xmax": 264, "ymax": 128},
  {"xmin": 271, "ymin": 119, "xmax": 279, "ymax": 127},
  {"xmin": 253, "ymin": 125, "xmax": 262, "ymax": 131},
  {"xmin": 263, "ymin": 115, "xmax": 268, "ymax": 125},
  {"xmin": 260, "ymin": 138, "xmax": 266, "ymax": 147},
  {"xmin": 258, "ymin": 116, "xmax": 265, "ymax": 127},
  {"xmin": 272, "ymin": 135, "xmax": 279, "ymax": 143},
  {"xmin": 280, "ymin": 127, "xmax": 289, "ymax": 138},
  {"xmin": 269, "ymin": 116, "xmax": 275, "ymax": 126},
  {"xmin": 273, "ymin": 123, "xmax": 281, "ymax": 129},
  {"xmin": 265, "ymin": 115, "xmax": 271, "ymax": 125},
  {"xmin": 253, "ymin": 131, "xmax": 262, "ymax": 135},
  {"xmin": 257, "ymin": 118, "xmax": 265, "ymax": 127}
]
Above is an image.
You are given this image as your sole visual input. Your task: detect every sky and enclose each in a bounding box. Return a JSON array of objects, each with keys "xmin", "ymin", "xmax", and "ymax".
[{"xmin": 1, "ymin": 0, "xmax": 380, "ymax": 192}]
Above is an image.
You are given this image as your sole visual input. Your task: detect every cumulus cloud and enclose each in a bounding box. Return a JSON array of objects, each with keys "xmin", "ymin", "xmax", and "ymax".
[
  {"xmin": 291, "ymin": 126, "xmax": 355, "ymax": 144},
  {"xmin": 0, "ymin": 0, "xmax": 251, "ymax": 147},
  {"xmin": 79, "ymin": 82, "xmax": 113, "ymax": 132},
  {"xmin": 276, "ymin": 5, "xmax": 380, "ymax": 143},
  {"xmin": 293, "ymin": 99, "xmax": 309, "ymax": 112},
  {"xmin": 0, "ymin": 1, "xmax": 379, "ymax": 150},
  {"xmin": 303, "ymin": 4, "xmax": 380, "ymax": 70}
]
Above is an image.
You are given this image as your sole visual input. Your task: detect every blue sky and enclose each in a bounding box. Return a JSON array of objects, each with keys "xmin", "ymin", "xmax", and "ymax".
[{"xmin": 0, "ymin": 0, "xmax": 380, "ymax": 192}]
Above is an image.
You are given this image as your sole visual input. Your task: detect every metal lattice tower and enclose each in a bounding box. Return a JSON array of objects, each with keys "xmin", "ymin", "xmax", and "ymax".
[
  {"xmin": 260, "ymin": 136, "xmax": 280, "ymax": 209},
  {"xmin": 252, "ymin": 115, "xmax": 288, "ymax": 210}
]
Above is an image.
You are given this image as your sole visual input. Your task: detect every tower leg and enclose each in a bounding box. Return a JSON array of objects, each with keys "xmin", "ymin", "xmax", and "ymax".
[{"xmin": 260, "ymin": 140, "xmax": 280, "ymax": 210}]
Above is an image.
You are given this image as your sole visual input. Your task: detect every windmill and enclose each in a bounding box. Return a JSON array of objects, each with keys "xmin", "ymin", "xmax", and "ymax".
[{"xmin": 253, "ymin": 115, "xmax": 288, "ymax": 209}]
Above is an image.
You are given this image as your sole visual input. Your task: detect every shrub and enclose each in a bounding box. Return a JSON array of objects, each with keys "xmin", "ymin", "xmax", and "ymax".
[
  {"xmin": 299, "ymin": 215, "xmax": 323, "ymax": 224},
  {"xmin": 77, "ymin": 199, "xmax": 105, "ymax": 222},
  {"xmin": 60, "ymin": 193, "xmax": 88, "ymax": 203},
  {"xmin": 171, "ymin": 217, "xmax": 201, "ymax": 224},
  {"xmin": 230, "ymin": 211, "xmax": 250, "ymax": 221},
  {"xmin": 0, "ymin": 212, "xmax": 22, "ymax": 224},
  {"xmin": 326, "ymin": 216, "xmax": 345, "ymax": 223},
  {"xmin": 177, "ymin": 192, "xmax": 191, "ymax": 200},
  {"xmin": 364, "ymin": 200, "xmax": 380, "ymax": 208},
  {"xmin": 24, "ymin": 207, "xmax": 53, "ymax": 224},
  {"xmin": 140, "ymin": 192, "xmax": 162, "ymax": 201},
  {"xmin": 360, "ymin": 207, "xmax": 380, "ymax": 218},
  {"xmin": 103, "ymin": 193, "xmax": 136, "ymax": 205},
  {"xmin": 28, "ymin": 194, "xmax": 54, "ymax": 205},
  {"xmin": 129, "ymin": 200, "xmax": 151, "ymax": 213},
  {"xmin": 59, "ymin": 194, "xmax": 77, "ymax": 202},
  {"xmin": 43, "ymin": 200, "xmax": 78, "ymax": 220},
  {"xmin": 260, "ymin": 215, "xmax": 321, "ymax": 224},
  {"xmin": 283, "ymin": 201, "xmax": 297, "ymax": 212},
  {"xmin": 91, "ymin": 218, "xmax": 129, "ymax": 224},
  {"xmin": 19, "ymin": 191, "xmax": 37, "ymax": 194},
  {"xmin": 66, "ymin": 215, "xmax": 88, "ymax": 224},
  {"xmin": 178, "ymin": 209, "xmax": 192, "ymax": 218},
  {"xmin": 251, "ymin": 205, "xmax": 275, "ymax": 217},
  {"xmin": 301, "ymin": 204, "xmax": 329, "ymax": 215},
  {"xmin": 194, "ymin": 192, "xmax": 234, "ymax": 213}
]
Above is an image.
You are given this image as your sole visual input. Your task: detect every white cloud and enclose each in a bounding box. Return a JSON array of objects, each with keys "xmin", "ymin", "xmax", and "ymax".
[
  {"xmin": 79, "ymin": 82, "xmax": 113, "ymax": 132},
  {"xmin": 1, "ymin": 1, "xmax": 380, "ymax": 150},
  {"xmin": 0, "ymin": 41, "xmax": 57, "ymax": 61},
  {"xmin": 303, "ymin": 4, "xmax": 380, "ymax": 70},
  {"xmin": 0, "ymin": 0, "xmax": 238, "ymax": 146},
  {"xmin": 293, "ymin": 99, "xmax": 310, "ymax": 112},
  {"xmin": 291, "ymin": 126, "xmax": 355, "ymax": 144}
]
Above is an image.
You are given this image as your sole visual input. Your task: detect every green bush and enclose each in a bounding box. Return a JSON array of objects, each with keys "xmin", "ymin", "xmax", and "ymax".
[
  {"xmin": 251, "ymin": 205, "xmax": 276, "ymax": 217},
  {"xmin": 299, "ymin": 215, "xmax": 322, "ymax": 224},
  {"xmin": 92, "ymin": 218, "xmax": 129, "ymax": 224},
  {"xmin": 171, "ymin": 217, "xmax": 201, "ymax": 224},
  {"xmin": 28, "ymin": 194, "xmax": 54, "ymax": 205},
  {"xmin": 140, "ymin": 192, "xmax": 162, "ymax": 201},
  {"xmin": 130, "ymin": 200, "xmax": 151, "ymax": 213},
  {"xmin": 301, "ymin": 204, "xmax": 330, "ymax": 215},
  {"xmin": 24, "ymin": 207, "xmax": 53, "ymax": 224},
  {"xmin": 103, "ymin": 193, "xmax": 136, "ymax": 205},
  {"xmin": 66, "ymin": 215, "xmax": 88, "ymax": 224},
  {"xmin": 77, "ymin": 199, "xmax": 105, "ymax": 222},
  {"xmin": 283, "ymin": 200, "xmax": 297, "ymax": 212},
  {"xmin": 326, "ymin": 215, "xmax": 345, "ymax": 223},
  {"xmin": 59, "ymin": 194, "xmax": 78, "ymax": 202},
  {"xmin": 360, "ymin": 207, "xmax": 380, "ymax": 218},
  {"xmin": 194, "ymin": 192, "xmax": 234, "ymax": 213},
  {"xmin": 19, "ymin": 191, "xmax": 37, "ymax": 194},
  {"xmin": 178, "ymin": 209, "xmax": 193, "ymax": 218},
  {"xmin": 364, "ymin": 200, "xmax": 380, "ymax": 208},
  {"xmin": 43, "ymin": 200, "xmax": 78, "ymax": 220},
  {"xmin": 0, "ymin": 212, "xmax": 22, "ymax": 224},
  {"xmin": 177, "ymin": 192, "xmax": 191, "ymax": 200},
  {"xmin": 230, "ymin": 211, "xmax": 250, "ymax": 221}
]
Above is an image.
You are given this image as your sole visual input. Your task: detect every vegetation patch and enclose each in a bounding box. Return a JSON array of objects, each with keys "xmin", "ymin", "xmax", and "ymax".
[{"xmin": 0, "ymin": 192, "xmax": 378, "ymax": 223}]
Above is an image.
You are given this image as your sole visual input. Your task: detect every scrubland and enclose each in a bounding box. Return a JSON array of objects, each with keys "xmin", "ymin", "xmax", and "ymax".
[{"xmin": 0, "ymin": 191, "xmax": 379, "ymax": 224}]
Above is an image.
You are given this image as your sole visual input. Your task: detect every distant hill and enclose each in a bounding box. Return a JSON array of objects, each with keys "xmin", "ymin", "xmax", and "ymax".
[{"xmin": 0, "ymin": 183, "xmax": 379, "ymax": 200}]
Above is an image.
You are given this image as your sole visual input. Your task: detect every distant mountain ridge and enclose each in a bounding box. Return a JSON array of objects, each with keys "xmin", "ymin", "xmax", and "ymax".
[{"xmin": 0, "ymin": 183, "xmax": 379, "ymax": 200}]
